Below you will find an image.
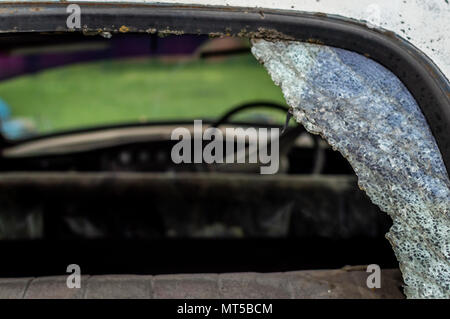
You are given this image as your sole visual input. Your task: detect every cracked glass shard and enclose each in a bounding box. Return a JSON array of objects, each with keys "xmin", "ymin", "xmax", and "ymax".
[{"xmin": 251, "ymin": 40, "xmax": 450, "ymax": 299}]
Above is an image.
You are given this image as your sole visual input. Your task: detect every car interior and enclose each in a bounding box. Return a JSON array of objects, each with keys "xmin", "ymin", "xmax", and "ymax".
[{"xmin": 0, "ymin": 33, "xmax": 396, "ymax": 277}]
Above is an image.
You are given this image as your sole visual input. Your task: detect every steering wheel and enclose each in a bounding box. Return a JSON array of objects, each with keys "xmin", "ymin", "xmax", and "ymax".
[
  {"xmin": 208, "ymin": 101, "xmax": 325, "ymax": 174},
  {"xmin": 211, "ymin": 102, "xmax": 291, "ymax": 128}
]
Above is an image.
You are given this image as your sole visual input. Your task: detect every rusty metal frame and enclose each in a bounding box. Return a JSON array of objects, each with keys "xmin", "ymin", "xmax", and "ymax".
[{"xmin": 0, "ymin": 2, "xmax": 449, "ymax": 175}]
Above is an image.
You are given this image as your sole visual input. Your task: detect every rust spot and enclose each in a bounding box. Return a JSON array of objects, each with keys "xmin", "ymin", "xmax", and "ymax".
[
  {"xmin": 382, "ymin": 30, "xmax": 399, "ymax": 40},
  {"xmin": 314, "ymin": 12, "xmax": 328, "ymax": 18},
  {"xmin": 306, "ymin": 38, "xmax": 325, "ymax": 45},
  {"xmin": 238, "ymin": 27, "xmax": 295, "ymax": 41},
  {"xmin": 208, "ymin": 32, "xmax": 223, "ymax": 38},
  {"xmin": 119, "ymin": 25, "xmax": 129, "ymax": 33},
  {"xmin": 157, "ymin": 28, "xmax": 184, "ymax": 37}
]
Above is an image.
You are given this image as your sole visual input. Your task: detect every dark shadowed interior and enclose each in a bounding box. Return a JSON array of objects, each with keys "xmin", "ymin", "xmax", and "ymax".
[{"xmin": 0, "ymin": 34, "xmax": 396, "ymax": 277}]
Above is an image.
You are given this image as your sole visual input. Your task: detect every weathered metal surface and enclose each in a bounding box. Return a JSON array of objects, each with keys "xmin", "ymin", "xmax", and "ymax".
[
  {"xmin": 0, "ymin": 268, "xmax": 404, "ymax": 299},
  {"xmin": 251, "ymin": 40, "xmax": 450, "ymax": 298}
]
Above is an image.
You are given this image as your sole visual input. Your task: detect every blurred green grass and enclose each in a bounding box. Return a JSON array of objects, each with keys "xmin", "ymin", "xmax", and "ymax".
[{"xmin": 0, "ymin": 54, "xmax": 286, "ymax": 135}]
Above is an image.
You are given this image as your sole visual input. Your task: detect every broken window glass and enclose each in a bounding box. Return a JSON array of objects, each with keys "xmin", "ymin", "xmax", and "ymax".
[{"xmin": 251, "ymin": 39, "xmax": 450, "ymax": 299}]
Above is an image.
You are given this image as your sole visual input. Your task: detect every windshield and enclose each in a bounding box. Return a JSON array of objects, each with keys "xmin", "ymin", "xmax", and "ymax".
[{"xmin": 0, "ymin": 35, "xmax": 286, "ymax": 140}]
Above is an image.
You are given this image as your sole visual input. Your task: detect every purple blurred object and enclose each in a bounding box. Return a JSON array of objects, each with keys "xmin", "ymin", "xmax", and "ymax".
[{"xmin": 0, "ymin": 35, "xmax": 208, "ymax": 81}]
